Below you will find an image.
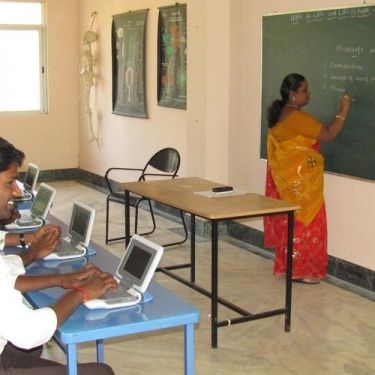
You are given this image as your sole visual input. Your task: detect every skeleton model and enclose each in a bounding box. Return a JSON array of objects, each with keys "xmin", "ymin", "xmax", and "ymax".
[{"xmin": 80, "ymin": 12, "xmax": 98, "ymax": 141}]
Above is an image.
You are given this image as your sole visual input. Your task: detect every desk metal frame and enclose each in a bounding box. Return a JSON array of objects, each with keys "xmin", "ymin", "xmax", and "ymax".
[{"xmin": 122, "ymin": 177, "xmax": 299, "ymax": 348}]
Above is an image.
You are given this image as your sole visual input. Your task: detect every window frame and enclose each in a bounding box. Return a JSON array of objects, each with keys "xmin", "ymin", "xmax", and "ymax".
[{"xmin": 0, "ymin": 0, "xmax": 47, "ymax": 113}]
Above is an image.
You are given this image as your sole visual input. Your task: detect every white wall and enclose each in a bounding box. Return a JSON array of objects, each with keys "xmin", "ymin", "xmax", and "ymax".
[
  {"xmin": 0, "ymin": 0, "xmax": 79, "ymax": 170},
  {"xmin": 77, "ymin": 0, "xmax": 375, "ymax": 271},
  {"xmin": 1, "ymin": 0, "xmax": 372, "ymax": 272},
  {"xmin": 227, "ymin": 0, "xmax": 375, "ymax": 271},
  {"xmin": 77, "ymin": 0, "xmax": 190, "ymax": 178}
]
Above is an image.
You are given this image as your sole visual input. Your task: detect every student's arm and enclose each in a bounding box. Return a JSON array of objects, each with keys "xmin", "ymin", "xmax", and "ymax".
[
  {"xmin": 3, "ymin": 232, "xmax": 36, "ymax": 247},
  {"xmin": 51, "ymin": 273, "xmax": 118, "ymax": 326},
  {"xmin": 14, "ymin": 263, "xmax": 102, "ymax": 292},
  {"xmin": 4, "ymin": 225, "xmax": 61, "ymax": 248},
  {"xmin": 0, "ymin": 279, "xmax": 95, "ymax": 347},
  {"xmin": 19, "ymin": 228, "xmax": 61, "ymax": 266}
]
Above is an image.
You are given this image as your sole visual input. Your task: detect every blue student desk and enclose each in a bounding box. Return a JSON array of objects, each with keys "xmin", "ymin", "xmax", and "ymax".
[{"xmin": 7, "ymin": 236, "xmax": 200, "ymax": 375}]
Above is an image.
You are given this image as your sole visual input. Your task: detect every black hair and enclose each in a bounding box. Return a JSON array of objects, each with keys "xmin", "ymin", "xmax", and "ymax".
[
  {"xmin": 267, "ymin": 73, "xmax": 306, "ymax": 128},
  {"xmin": 0, "ymin": 137, "xmax": 25, "ymax": 172}
]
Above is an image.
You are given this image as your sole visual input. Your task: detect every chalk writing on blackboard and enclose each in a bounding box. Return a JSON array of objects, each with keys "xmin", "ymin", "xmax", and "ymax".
[{"xmin": 261, "ymin": 6, "xmax": 375, "ymax": 180}]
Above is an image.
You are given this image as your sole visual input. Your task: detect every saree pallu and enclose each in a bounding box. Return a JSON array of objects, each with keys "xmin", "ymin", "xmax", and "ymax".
[{"xmin": 264, "ymin": 132, "xmax": 328, "ymax": 278}]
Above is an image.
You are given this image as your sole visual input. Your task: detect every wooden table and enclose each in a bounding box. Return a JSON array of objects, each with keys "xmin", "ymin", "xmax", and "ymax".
[{"xmin": 122, "ymin": 177, "xmax": 299, "ymax": 348}]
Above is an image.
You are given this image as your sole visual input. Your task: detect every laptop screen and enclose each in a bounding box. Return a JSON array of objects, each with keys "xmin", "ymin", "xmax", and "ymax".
[
  {"xmin": 117, "ymin": 234, "xmax": 164, "ymax": 293},
  {"xmin": 30, "ymin": 184, "xmax": 55, "ymax": 218},
  {"xmin": 123, "ymin": 245, "xmax": 152, "ymax": 279},
  {"xmin": 68, "ymin": 202, "xmax": 95, "ymax": 246},
  {"xmin": 23, "ymin": 163, "xmax": 39, "ymax": 191}
]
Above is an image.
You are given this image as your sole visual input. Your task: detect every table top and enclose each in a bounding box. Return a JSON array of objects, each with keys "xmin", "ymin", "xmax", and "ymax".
[
  {"xmin": 19, "ymin": 238, "xmax": 200, "ymax": 345},
  {"xmin": 121, "ymin": 177, "xmax": 300, "ymax": 220}
]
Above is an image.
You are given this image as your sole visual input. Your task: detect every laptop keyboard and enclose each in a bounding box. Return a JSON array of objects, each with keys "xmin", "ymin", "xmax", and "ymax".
[
  {"xmin": 14, "ymin": 191, "xmax": 33, "ymax": 202},
  {"xmin": 99, "ymin": 284, "xmax": 135, "ymax": 304},
  {"xmin": 55, "ymin": 241, "xmax": 84, "ymax": 256},
  {"xmin": 16, "ymin": 216, "xmax": 43, "ymax": 227}
]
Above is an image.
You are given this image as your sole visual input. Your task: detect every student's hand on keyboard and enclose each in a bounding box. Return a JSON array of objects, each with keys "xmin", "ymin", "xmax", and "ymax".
[
  {"xmin": 61, "ymin": 263, "xmax": 103, "ymax": 289},
  {"xmin": 79, "ymin": 272, "xmax": 118, "ymax": 301}
]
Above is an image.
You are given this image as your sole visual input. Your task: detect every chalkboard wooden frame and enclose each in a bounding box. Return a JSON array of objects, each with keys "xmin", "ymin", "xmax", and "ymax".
[{"xmin": 261, "ymin": 5, "xmax": 375, "ymax": 181}]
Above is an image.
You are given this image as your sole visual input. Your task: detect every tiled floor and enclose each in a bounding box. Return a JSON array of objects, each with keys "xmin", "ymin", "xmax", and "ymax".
[{"xmin": 43, "ymin": 181, "xmax": 375, "ymax": 375}]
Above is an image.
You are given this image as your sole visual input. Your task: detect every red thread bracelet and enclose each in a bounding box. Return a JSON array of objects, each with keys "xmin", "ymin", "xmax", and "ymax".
[{"xmin": 72, "ymin": 286, "xmax": 88, "ymax": 303}]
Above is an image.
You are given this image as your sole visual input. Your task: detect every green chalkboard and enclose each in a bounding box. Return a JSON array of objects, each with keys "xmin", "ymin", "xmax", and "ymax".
[{"xmin": 261, "ymin": 6, "xmax": 375, "ymax": 180}]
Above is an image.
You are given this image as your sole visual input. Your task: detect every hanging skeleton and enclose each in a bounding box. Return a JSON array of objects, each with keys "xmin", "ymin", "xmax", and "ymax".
[{"xmin": 80, "ymin": 12, "xmax": 98, "ymax": 141}]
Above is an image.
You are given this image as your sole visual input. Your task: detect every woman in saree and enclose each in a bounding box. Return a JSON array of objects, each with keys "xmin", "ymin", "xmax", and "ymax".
[{"xmin": 264, "ymin": 73, "xmax": 351, "ymax": 284}]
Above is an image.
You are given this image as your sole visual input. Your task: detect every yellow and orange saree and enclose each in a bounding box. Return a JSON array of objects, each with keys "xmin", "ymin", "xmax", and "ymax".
[{"xmin": 264, "ymin": 111, "xmax": 328, "ymax": 279}]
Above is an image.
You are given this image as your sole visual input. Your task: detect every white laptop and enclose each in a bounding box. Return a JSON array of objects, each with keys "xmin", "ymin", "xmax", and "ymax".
[
  {"xmin": 15, "ymin": 163, "xmax": 40, "ymax": 202},
  {"xmin": 44, "ymin": 201, "xmax": 95, "ymax": 261},
  {"xmin": 6, "ymin": 183, "xmax": 56, "ymax": 230},
  {"xmin": 85, "ymin": 234, "xmax": 164, "ymax": 310}
]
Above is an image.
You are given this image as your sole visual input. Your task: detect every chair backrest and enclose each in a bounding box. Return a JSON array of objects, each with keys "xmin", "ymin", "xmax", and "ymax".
[{"xmin": 140, "ymin": 148, "xmax": 180, "ymax": 180}]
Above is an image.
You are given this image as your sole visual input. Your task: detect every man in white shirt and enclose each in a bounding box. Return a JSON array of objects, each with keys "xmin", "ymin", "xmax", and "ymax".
[{"xmin": 0, "ymin": 137, "xmax": 117, "ymax": 374}]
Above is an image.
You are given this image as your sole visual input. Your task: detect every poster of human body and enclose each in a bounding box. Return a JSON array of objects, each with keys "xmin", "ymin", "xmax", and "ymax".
[
  {"xmin": 112, "ymin": 10, "xmax": 148, "ymax": 117},
  {"xmin": 157, "ymin": 4, "xmax": 187, "ymax": 109}
]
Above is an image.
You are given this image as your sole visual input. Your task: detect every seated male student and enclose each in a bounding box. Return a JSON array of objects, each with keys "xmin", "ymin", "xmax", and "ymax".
[{"xmin": 0, "ymin": 137, "xmax": 117, "ymax": 375}]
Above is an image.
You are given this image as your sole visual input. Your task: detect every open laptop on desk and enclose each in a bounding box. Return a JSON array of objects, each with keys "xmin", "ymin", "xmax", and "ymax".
[
  {"xmin": 44, "ymin": 201, "xmax": 95, "ymax": 261},
  {"xmin": 6, "ymin": 183, "xmax": 56, "ymax": 231},
  {"xmin": 85, "ymin": 234, "xmax": 164, "ymax": 310},
  {"xmin": 14, "ymin": 163, "xmax": 40, "ymax": 202}
]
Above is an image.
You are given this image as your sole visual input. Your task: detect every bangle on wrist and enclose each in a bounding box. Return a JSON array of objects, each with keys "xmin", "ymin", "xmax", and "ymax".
[
  {"xmin": 72, "ymin": 286, "xmax": 89, "ymax": 303},
  {"xmin": 19, "ymin": 233, "xmax": 26, "ymax": 248},
  {"xmin": 335, "ymin": 114, "xmax": 346, "ymax": 121}
]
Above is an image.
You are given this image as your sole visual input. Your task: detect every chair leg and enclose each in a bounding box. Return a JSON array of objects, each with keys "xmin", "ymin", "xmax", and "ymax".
[
  {"xmin": 134, "ymin": 202, "xmax": 139, "ymax": 234},
  {"xmin": 105, "ymin": 198, "xmax": 110, "ymax": 244},
  {"xmin": 180, "ymin": 210, "xmax": 189, "ymax": 242},
  {"xmin": 162, "ymin": 210, "xmax": 189, "ymax": 248},
  {"xmin": 134, "ymin": 199, "xmax": 156, "ymax": 236},
  {"xmin": 105, "ymin": 199, "xmax": 126, "ymax": 244},
  {"xmin": 131, "ymin": 199, "xmax": 188, "ymax": 248},
  {"xmin": 147, "ymin": 200, "xmax": 157, "ymax": 234}
]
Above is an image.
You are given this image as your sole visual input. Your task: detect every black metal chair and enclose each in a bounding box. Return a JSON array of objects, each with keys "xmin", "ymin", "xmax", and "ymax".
[{"xmin": 105, "ymin": 147, "xmax": 188, "ymax": 247}]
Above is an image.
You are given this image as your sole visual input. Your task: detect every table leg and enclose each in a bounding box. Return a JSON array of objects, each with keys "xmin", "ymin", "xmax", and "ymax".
[
  {"xmin": 66, "ymin": 343, "xmax": 78, "ymax": 375},
  {"xmin": 184, "ymin": 323, "xmax": 195, "ymax": 375},
  {"xmin": 285, "ymin": 210, "xmax": 294, "ymax": 331},
  {"xmin": 211, "ymin": 220, "xmax": 218, "ymax": 348},
  {"xmin": 125, "ymin": 190, "xmax": 130, "ymax": 247},
  {"xmin": 190, "ymin": 214, "xmax": 196, "ymax": 283},
  {"xmin": 96, "ymin": 339, "xmax": 104, "ymax": 362}
]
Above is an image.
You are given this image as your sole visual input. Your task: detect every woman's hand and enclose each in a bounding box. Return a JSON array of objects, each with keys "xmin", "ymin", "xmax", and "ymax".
[
  {"xmin": 338, "ymin": 92, "xmax": 351, "ymax": 118},
  {"xmin": 318, "ymin": 93, "xmax": 352, "ymax": 142}
]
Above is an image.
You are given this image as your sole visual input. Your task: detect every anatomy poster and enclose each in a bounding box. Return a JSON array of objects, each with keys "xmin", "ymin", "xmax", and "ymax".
[
  {"xmin": 157, "ymin": 4, "xmax": 187, "ymax": 109},
  {"xmin": 112, "ymin": 10, "xmax": 148, "ymax": 117}
]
